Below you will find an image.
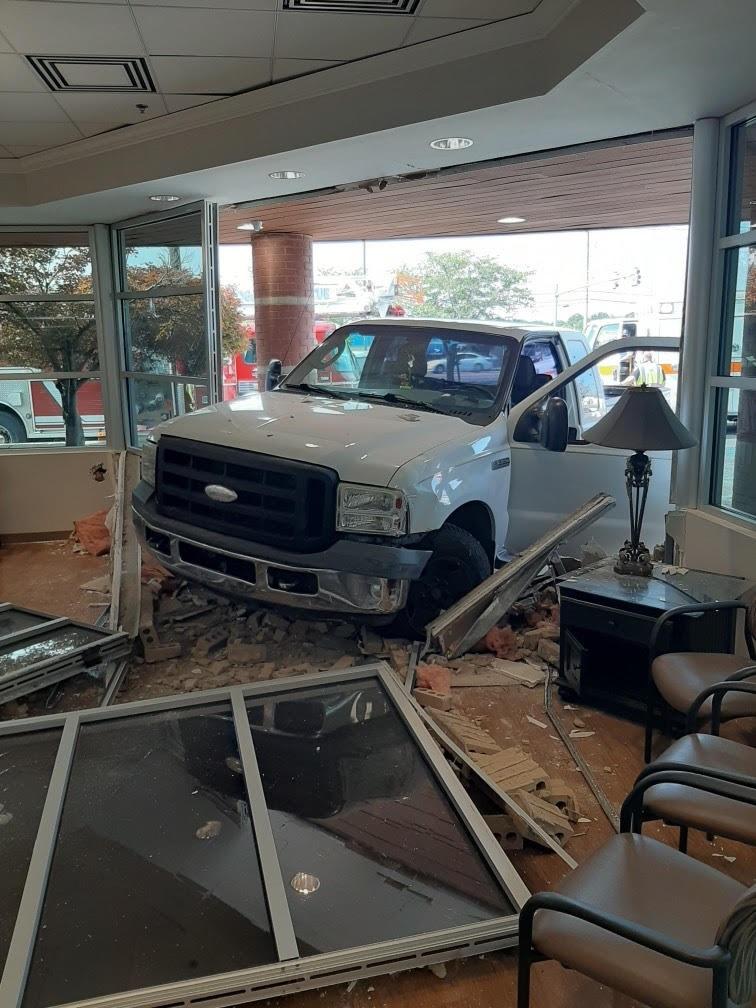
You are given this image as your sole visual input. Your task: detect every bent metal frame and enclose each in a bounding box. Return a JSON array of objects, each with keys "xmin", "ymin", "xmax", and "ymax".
[{"xmin": 0, "ymin": 662, "xmax": 529, "ymax": 1008}]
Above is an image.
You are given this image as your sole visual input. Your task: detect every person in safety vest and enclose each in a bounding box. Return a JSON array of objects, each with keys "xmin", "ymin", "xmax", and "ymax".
[{"xmin": 623, "ymin": 349, "xmax": 665, "ymax": 387}]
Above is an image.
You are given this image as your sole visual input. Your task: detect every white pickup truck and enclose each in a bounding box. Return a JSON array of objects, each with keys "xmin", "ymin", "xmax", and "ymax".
[{"xmin": 133, "ymin": 319, "xmax": 680, "ymax": 636}]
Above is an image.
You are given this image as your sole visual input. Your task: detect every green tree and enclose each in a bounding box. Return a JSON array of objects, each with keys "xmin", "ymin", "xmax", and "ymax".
[
  {"xmin": 0, "ymin": 245, "xmax": 96, "ymax": 446},
  {"xmin": 397, "ymin": 250, "xmax": 534, "ymax": 320},
  {"xmin": 565, "ymin": 312, "xmax": 585, "ymax": 331}
]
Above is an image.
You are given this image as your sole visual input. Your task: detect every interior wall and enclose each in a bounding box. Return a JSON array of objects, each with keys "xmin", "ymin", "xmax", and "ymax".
[
  {"xmin": 0, "ymin": 451, "xmax": 114, "ymax": 538},
  {"xmin": 667, "ymin": 508, "xmax": 756, "ymax": 581}
]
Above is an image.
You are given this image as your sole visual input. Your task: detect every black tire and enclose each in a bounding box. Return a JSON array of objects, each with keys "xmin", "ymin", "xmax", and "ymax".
[
  {"xmin": 0, "ymin": 410, "xmax": 26, "ymax": 445},
  {"xmin": 394, "ymin": 523, "xmax": 492, "ymax": 639}
]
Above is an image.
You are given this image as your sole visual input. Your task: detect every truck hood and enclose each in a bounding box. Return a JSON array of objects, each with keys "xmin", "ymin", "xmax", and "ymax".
[{"xmin": 155, "ymin": 390, "xmax": 473, "ymax": 485}]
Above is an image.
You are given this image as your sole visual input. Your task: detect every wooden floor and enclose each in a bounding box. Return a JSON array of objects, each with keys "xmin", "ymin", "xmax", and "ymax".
[{"xmin": 0, "ymin": 542, "xmax": 753, "ymax": 1008}]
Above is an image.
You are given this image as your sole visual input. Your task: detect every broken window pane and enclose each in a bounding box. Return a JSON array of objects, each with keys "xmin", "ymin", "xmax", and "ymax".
[
  {"xmin": 0, "ymin": 625, "xmax": 104, "ymax": 681},
  {"xmin": 0, "ymin": 609, "xmax": 47, "ymax": 637},
  {"xmin": 247, "ymin": 678, "xmax": 513, "ymax": 956},
  {"xmin": 22, "ymin": 704, "xmax": 276, "ymax": 1008},
  {"xmin": 0, "ymin": 730, "xmax": 62, "ymax": 974}
]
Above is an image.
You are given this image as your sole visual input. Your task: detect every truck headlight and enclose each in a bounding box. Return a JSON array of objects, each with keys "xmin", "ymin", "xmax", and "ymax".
[
  {"xmin": 336, "ymin": 484, "xmax": 408, "ymax": 537},
  {"xmin": 141, "ymin": 433, "xmax": 160, "ymax": 489}
]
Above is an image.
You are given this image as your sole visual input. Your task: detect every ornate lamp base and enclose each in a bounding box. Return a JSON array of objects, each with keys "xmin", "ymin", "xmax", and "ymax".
[
  {"xmin": 614, "ymin": 450, "xmax": 654, "ymax": 578},
  {"xmin": 614, "ymin": 539, "xmax": 653, "ymax": 577}
]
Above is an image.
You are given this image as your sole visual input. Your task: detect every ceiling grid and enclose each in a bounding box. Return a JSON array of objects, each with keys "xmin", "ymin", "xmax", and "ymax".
[{"xmin": 0, "ymin": 0, "xmax": 530, "ymax": 157}]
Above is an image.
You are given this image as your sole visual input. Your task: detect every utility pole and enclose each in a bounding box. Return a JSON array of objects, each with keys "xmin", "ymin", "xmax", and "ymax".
[
  {"xmin": 584, "ymin": 231, "xmax": 590, "ymax": 329},
  {"xmin": 554, "ymin": 283, "xmax": 559, "ymax": 325}
]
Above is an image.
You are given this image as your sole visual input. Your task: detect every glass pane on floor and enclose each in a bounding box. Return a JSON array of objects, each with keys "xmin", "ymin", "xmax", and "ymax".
[
  {"xmin": 0, "ymin": 729, "xmax": 62, "ymax": 976},
  {"xmin": 247, "ymin": 678, "xmax": 514, "ymax": 956},
  {"xmin": 22, "ymin": 704, "xmax": 276, "ymax": 1008},
  {"xmin": 0, "ymin": 625, "xmax": 105, "ymax": 681},
  {"xmin": 0, "ymin": 609, "xmax": 48, "ymax": 637}
]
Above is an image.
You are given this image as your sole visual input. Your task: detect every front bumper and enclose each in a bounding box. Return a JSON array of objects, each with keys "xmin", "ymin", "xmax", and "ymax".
[{"xmin": 132, "ymin": 482, "xmax": 430, "ymax": 616}]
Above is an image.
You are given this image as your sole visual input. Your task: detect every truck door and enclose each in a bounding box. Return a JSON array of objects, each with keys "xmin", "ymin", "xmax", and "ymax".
[{"xmin": 505, "ymin": 336, "xmax": 681, "ymax": 557}]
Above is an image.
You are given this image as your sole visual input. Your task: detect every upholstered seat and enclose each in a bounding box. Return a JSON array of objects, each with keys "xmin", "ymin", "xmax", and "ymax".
[
  {"xmin": 652, "ymin": 652, "xmax": 756, "ymax": 720},
  {"xmin": 529, "ymin": 834, "xmax": 745, "ymax": 1008},
  {"xmin": 642, "ymin": 730, "xmax": 756, "ymax": 782},
  {"xmin": 642, "ymin": 781, "xmax": 756, "ymax": 845}
]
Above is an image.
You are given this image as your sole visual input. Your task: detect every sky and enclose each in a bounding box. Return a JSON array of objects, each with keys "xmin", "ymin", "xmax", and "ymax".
[{"xmin": 219, "ymin": 224, "xmax": 689, "ymax": 327}]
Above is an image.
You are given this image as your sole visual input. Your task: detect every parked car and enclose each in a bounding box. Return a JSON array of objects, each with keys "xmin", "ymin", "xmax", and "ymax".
[
  {"xmin": 133, "ymin": 320, "xmax": 679, "ymax": 637},
  {"xmin": 430, "ymin": 351, "xmax": 494, "ymax": 374}
]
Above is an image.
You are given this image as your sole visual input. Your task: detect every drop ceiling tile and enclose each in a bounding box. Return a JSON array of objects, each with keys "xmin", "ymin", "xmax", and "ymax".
[
  {"xmin": 163, "ymin": 93, "xmax": 222, "ymax": 112},
  {"xmin": 133, "ymin": 7, "xmax": 276, "ymax": 57},
  {"xmin": 0, "ymin": 2, "xmax": 144, "ymax": 55},
  {"xmin": 0, "ymin": 122, "xmax": 82, "ymax": 145},
  {"xmin": 150, "ymin": 55, "xmax": 270, "ymax": 94},
  {"xmin": 0, "ymin": 145, "xmax": 13, "ymax": 157},
  {"xmin": 3, "ymin": 144, "xmax": 52, "ymax": 155},
  {"xmin": 418, "ymin": 0, "xmax": 535, "ymax": 17},
  {"xmin": 77, "ymin": 121, "xmax": 134, "ymax": 137},
  {"xmin": 274, "ymin": 11, "xmax": 412, "ymax": 60},
  {"xmin": 272, "ymin": 57, "xmax": 340, "ymax": 80},
  {"xmin": 404, "ymin": 16, "xmax": 486, "ymax": 43},
  {"xmin": 53, "ymin": 91, "xmax": 168, "ymax": 122},
  {"xmin": 135, "ymin": 0, "xmax": 276, "ymax": 7},
  {"xmin": 0, "ymin": 31, "xmax": 13, "ymax": 53},
  {"xmin": 0, "ymin": 92, "xmax": 71, "ymax": 122},
  {"xmin": 0, "ymin": 53, "xmax": 48, "ymax": 91}
]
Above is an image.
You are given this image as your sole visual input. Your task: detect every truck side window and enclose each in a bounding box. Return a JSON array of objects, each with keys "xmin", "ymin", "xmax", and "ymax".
[{"xmin": 522, "ymin": 340, "xmax": 561, "ymax": 378}]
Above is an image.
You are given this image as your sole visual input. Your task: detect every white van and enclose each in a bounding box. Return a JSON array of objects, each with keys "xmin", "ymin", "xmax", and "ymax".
[{"xmin": 133, "ymin": 320, "xmax": 679, "ymax": 636}]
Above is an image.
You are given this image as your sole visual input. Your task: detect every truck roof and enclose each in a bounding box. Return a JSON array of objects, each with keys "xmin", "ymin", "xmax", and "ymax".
[{"xmin": 341, "ymin": 317, "xmax": 556, "ymax": 341}]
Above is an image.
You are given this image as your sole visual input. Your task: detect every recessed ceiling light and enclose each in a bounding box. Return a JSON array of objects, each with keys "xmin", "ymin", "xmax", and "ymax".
[
  {"xmin": 237, "ymin": 221, "xmax": 264, "ymax": 232},
  {"xmin": 498, "ymin": 216, "xmax": 526, "ymax": 224},
  {"xmin": 429, "ymin": 137, "xmax": 473, "ymax": 151},
  {"xmin": 269, "ymin": 170, "xmax": 305, "ymax": 180},
  {"xmin": 290, "ymin": 872, "xmax": 320, "ymax": 896},
  {"xmin": 149, "ymin": 194, "xmax": 181, "ymax": 202}
]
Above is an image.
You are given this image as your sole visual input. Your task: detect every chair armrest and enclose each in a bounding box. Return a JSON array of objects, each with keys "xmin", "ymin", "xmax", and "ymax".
[
  {"xmin": 620, "ymin": 769, "xmax": 756, "ymax": 833},
  {"xmin": 648, "ymin": 601, "xmax": 749, "ymax": 664},
  {"xmin": 686, "ymin": 676, "xmax": 756, "ymax": 734},
  {"xmin": 520, "ymin": 891, "xmax": 730, "ymax": 969}
]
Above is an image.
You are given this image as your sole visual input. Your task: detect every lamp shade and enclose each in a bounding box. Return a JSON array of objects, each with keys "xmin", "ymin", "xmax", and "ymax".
[{"xmin": 583, "ymin": 386, "xmax": 697, "ymax": 452}]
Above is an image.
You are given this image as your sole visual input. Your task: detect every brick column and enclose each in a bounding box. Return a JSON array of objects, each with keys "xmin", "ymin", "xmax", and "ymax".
[{"xmin": 251, "ymin": 232, "xmax": 314, "ymax": 387}]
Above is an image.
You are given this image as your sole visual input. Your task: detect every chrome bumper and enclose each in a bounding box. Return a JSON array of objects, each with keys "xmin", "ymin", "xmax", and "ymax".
[{"xmin": 133, "ymin": 510, "xmax": 410, "ymax": 616}]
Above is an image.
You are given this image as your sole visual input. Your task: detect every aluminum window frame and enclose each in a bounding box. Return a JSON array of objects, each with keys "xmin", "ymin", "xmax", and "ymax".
[
  {"xmin": 696, "ymin": 102, "xmax": 756, "ymax": 525},
  {"xmin": 0, "ymin": 663, "xmax": 527, "ymax": 1008},
  {"xmin": 110, "ymin": 202, "xmax": 221, "ymax": 449},
  {"xmin": 0, "ymin": 225, "xmax": 110, "ymax": 450}
]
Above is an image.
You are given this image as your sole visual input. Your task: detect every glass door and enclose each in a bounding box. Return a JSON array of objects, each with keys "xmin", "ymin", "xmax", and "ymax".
[{"xmin": 111, "ymin": 201, "xmax": 220, "ymax": 446}]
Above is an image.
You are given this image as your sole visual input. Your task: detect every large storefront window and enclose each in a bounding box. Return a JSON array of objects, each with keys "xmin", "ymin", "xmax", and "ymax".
[
  {"xmin": 0, "ymin": 232, "xmax": 106, "ymax": 448},
  {"xmin": 709, "ymin": 116, "xmax": 756, "ymax": 522},
  {"xmin": 113, "ymin": 205, "xmax": 220, "ymax": 447}
]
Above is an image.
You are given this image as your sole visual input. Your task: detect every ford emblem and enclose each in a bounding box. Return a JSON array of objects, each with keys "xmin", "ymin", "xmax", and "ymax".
[{"xmin": 204, "ymin": 484, "xmax": 238, "ymax": 503}]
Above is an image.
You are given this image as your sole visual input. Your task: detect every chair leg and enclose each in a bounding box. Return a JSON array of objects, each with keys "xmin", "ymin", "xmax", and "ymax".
[
  {"xmin": 678, "ymin": 826, "xmax": 689, "ymax": 853},
  {"xmin": 517, "ymin": 946, "xmax": 532, "ymax": 1008},
  {"xmin": 644, "ymin": 699, "xmax": 655, "ymax": 763}
]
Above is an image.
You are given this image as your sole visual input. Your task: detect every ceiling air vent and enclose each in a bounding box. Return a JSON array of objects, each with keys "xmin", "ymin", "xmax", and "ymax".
[
  {"xmin": 26, "ymin": 56, "xmax": 156, "ymax": 93},
  {"xmin": 283, "ymin": 0, "xmax": 420, "ymax": 12}
]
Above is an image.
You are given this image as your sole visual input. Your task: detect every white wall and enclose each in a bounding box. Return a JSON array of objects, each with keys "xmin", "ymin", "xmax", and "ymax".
[
  {"xmin": 667, "ymin": 507, "xmax": 756, "ymax": 580},
  {"xmin": 0, "ymin": 451, "xmax": 114, "ymax": 538}
]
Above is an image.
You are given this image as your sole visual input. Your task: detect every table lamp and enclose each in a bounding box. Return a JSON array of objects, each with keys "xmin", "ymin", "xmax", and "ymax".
[{"xmin": 583, "ymin": 386, "xmax": 696, "ymax": 576}]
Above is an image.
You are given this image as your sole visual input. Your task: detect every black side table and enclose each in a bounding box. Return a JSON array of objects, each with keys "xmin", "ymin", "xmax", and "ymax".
[{"xmin": 557, "ymin": 561, "xmax": 752, "ymax": 721}]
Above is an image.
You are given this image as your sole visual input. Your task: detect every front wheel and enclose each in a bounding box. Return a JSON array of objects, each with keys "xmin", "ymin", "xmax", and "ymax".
[
  {"xmin": 396, "ymin": 523, "xmax": 491, "ymax": 639},
  {"xmin": 0, "ymin": 410, "xmax": 26, "ymax": 445}
]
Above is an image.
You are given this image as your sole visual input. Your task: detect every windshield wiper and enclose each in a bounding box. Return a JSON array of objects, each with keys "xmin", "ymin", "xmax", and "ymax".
[
  {"xmin": 280, "ymin": 382, "xmax": 348, "ymax": 399},
  {"xmin": 356, "ymin": 391, "xmax": 446, "ymax": 414}
]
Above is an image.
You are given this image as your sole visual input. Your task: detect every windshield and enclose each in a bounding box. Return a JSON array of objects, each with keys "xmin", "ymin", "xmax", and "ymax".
[{"xmin": 279, "ymin": 324, "xmax": 518, "ymax": 421}]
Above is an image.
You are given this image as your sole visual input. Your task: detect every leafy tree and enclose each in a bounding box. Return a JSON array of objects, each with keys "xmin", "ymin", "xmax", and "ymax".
[
  {"xmin": 565, "ymin": 312, "xmax": 585, "ymax": 331},
  {"xmin": 0, "ymin": 245, "xmax": 96, "ymax": 446},
  {"xmin": 0, "ymin": 246, "xmax": 246, "ymax": 446},
  {"xmin": 589, "ymin": 311, "xmax": 611, "ymax": 322},
  {"xmin": 126, "ymin": 262, "xmax": 246, "ymax": 376},
  {"xmin": 397, "ymin": 250, "xmax": 534, "ymax": 320}
]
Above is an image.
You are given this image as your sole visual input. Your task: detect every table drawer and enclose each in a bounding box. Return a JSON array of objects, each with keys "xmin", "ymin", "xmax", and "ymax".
[{"xmin": 560, "ymin": 598, "xmax": 656, "ymax": 646}]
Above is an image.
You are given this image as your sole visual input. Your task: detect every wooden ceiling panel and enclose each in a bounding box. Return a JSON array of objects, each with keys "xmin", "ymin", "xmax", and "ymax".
[{"xmin": 219, "ymin": 132, "xmax": 693, "ymax": 243}]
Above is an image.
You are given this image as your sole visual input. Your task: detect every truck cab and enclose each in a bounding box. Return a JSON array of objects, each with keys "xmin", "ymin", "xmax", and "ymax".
[{"xmin": 133, "ymin": 319, "xmax": 679, "ymax": 636}]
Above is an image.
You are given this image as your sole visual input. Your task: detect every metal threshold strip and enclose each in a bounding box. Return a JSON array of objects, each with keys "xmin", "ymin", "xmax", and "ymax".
[
  {"xmin": 0, "ymin": 664, "xmax": 528, "ymax": 1008},
  {"xmin": 0, "ymin": 603, "xmax": 131, "ymax": 706}
]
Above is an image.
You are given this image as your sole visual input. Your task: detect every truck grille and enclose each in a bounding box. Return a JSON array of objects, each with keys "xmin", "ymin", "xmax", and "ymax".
[{"xmin": 156, "ymin": 436, "xmax": 337, "ymax": 552}]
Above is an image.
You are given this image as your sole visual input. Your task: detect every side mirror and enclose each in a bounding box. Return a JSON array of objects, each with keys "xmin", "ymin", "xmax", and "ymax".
[
  {"xmin": 540, "ymin": 396, "xmax": 569, "ymax": 452},
  {"xmin": 266, "ymin": 359, "xmax": 282, "ymax": 390}
]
